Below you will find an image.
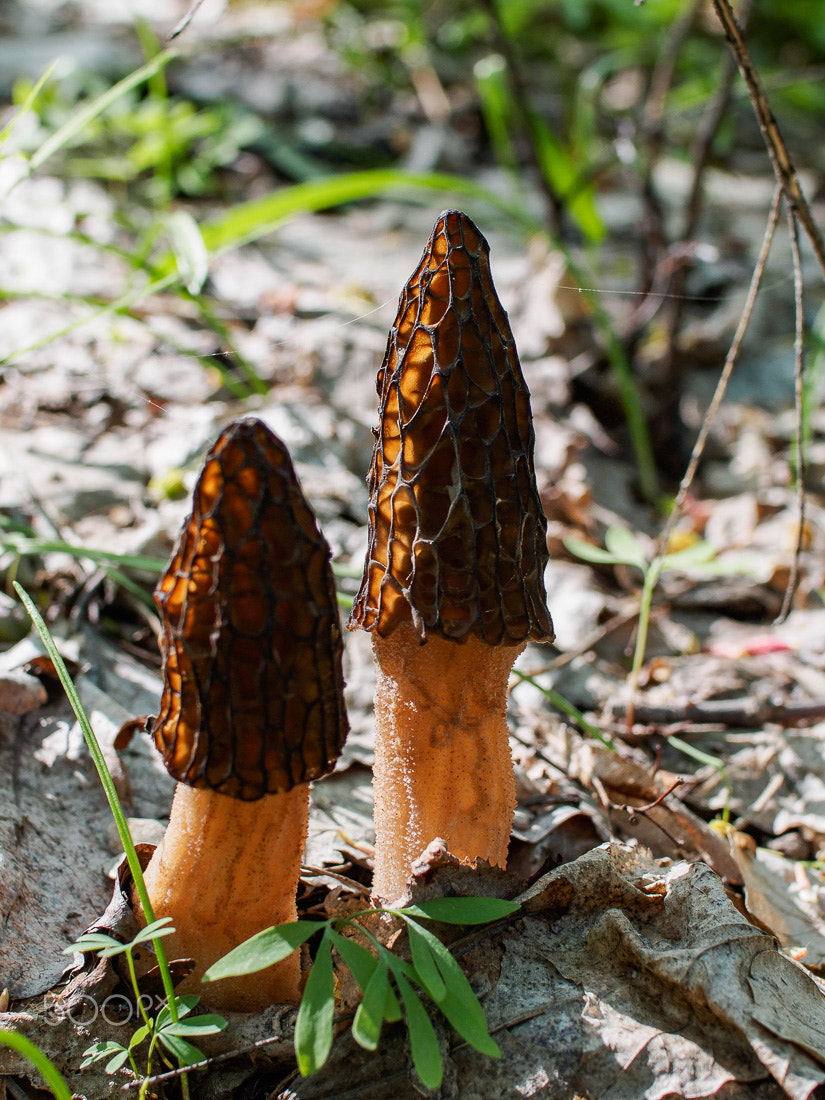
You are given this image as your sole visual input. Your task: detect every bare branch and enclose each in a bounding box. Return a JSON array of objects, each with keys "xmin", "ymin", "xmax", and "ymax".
[
  {"xmin": 710, "ymin": 0, "xmax": 825, "ymax": 281},
  {"xmin": 775, "ymin": 203, "xmax": 807, "ymax": 623},
  {"xmin": 656, "ymin": 186, "xmax": 782, "ymax": 555}
]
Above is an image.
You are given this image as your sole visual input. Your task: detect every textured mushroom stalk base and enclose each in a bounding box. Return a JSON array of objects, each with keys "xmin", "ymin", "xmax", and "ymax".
[
  {"xmin": 371, "ymin": 623, "xmax": 525, "ymax": 904},
  {"xmin": 140, "ymin": 783, "xmax": 309, "ymax": 1012}
]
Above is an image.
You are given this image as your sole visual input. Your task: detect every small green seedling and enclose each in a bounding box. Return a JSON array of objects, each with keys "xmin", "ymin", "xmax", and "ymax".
[
  {"xmin": 564, "ymin": 528, "xmax": 753, "ymax": 723},
  {"xmin": 14, "ymin": 583, "xmax": 196, "ymax": 1099},
  {"xmin": 205, "ymin": 895, "xmax": 520, "ymax": 1091},
  {"xmin": 62, "ymin": 920, "xmax": 226, "ymax": 1081}
]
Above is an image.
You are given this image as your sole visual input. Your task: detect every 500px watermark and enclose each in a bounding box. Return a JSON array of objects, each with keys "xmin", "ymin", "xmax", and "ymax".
[{"xmin": 42, "ymin": 993, "xmax": 166, "ymax": 1026}]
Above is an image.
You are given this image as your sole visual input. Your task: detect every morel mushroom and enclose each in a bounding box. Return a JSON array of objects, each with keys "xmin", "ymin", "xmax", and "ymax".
[
  {"xmin": 140, "ymin": 418, "xmax": 348, "ymax": 1011},
  {"xmin": 349, "ymin": 210, "xmax": 554, "ymax": 903}
]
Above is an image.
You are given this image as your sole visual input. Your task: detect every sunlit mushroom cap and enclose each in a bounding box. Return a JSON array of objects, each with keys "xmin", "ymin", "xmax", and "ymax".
[
  {"xmin": 151, "ymin": 418, "xmax": 348, "ymax": 800},
  {"xmin": 348, "ymin": 210, "xmax": 554, "ymax": 645}
]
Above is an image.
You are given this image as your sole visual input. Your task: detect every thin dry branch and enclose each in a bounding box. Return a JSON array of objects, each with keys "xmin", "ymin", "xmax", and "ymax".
[
  {"xmin": 711, "ymin": 0, "xmax": 825, "ymax": 281},
  {"xmin": 656, "ymin": 185, "xmax": 782, "ymax": 556},
  {"xmin": 775, "ymin": 203, "xmax": 807, "ymax": 624}
]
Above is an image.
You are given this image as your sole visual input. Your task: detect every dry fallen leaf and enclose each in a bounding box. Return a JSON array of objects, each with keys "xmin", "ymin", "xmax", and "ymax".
[{"xmin": 730, "ymin": 832, "xmax": 825, "ymax": 972}]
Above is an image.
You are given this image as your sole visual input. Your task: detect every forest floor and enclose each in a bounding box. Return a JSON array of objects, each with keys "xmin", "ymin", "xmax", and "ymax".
[{"xmin": 2, "ymin": 2, "xmax": 825, "ymax": 1098}]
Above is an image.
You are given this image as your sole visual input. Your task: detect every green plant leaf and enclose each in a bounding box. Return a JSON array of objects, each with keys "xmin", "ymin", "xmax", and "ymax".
[
  {"xmin": 328, "ymin": 928, "xmax": 378, "ymax": 991},
  {"xmin": 63, "ymin": 932, "xmax": 123, "ymax": 955},
  {"xmin": 401, "ymin": 897, "xmax": 520, "ymax": 925},
  {"xmin": 406, "ymin": 923, "xmax": 446, "ymax": 1003},
  {"xmin": 204, "ymin": 921, "xmax": 327, "ymax": 981},
  {"xmin": 563, "ymin": 536, "xmax": 625, "ymax": 566},
  {"xmin": 437, "ymin": 980, "xmax": 501, "ymax": 1059},
  {"xmin": 129, "ymin": 1025, "xmax": 151, "ymax": 1048},
  {"xmin": 604, "ymin": 527, "xmax": 648, "ymax": 570},
  {"xmin": 157, "ymin": 1032, "xmax": 206, "ymax": 1066},
  {"xmin": 295, "ymin": 929, "xmax": 336, "ymax": 1077},
  {"xmin": 79, "ymin": 1041, "xmax": 126, "ymax": 1069},
  {"xmin": 25, "ymin": 50, "xmax": 178, "ymax": 178},
  {"xmin": 131, "ymin": 917, "xmax": 176, "ymax": 944},
  {"xmin": 156, "ymin": 994, "xmax": 200, "ymax": 1027},
  {"xmin": 352, "ymin": 959, "xmax": 390, "ymax": 1051},
  {"xmin": 104, "ymin": 1048, "xmax": 131, "ymax": 1074},
  {"xmin": 408, "ymin": 923, "xmax": 500, "ymax": 1058},
  {"xmin": 659, "ymin": 540, "xmax": 718, "ymax": 571},
  {"xmin": 160, "ymin": 1018, "xmax": 226, "ymax": 1038},
  {"xmin": 394, "ymin": 972, "xmax": 443, "ymax": 1090}
]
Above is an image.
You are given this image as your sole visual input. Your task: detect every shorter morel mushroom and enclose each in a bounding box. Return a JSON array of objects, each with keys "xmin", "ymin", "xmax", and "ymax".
[
  {"xmin": 349, "ymin": 210, "xmax": 554, "ymax": 904},
  {"xmin": 139, "ymin": 418, "xmax": 348, "ymax": 1012}
]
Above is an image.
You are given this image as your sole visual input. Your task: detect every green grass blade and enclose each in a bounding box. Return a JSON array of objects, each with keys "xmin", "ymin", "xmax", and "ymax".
[
  {"xmin": 2, "ymin": 537, "xmax": 167, "ymax": 573},
  {"xmin": 511, "ymin": 669, "xmax": 616, "ymax": 750},
  {"xmin": 27, "ymin": 50, "xmax": 178, "ymax": 176},
  {"xmin": 204, "ymin": 921, "xmax": 326, "ymax": 982},
  {"xmin": 295, "ymin": 929, "xmax": 336, "ymax": 1077},
  {"xmin": 199, "ymin": 169, "xmax": 541, "ymax": 256},
  {"xmin": 393, "ymin": 973, "xmax": 443, "ymax": 1091},
  {"xmin": 12, "ymin": 582, "xmax": 180, "ymax": 1023},
  {"xmin": 0, "ymin": 1031, "xmax": 73, "ymax": 1100},
  {"xmin": 0, "ymin": 270, "xmax": 179, "ymax": 366},
  {"xmin": 0, "ymin": 61, "xmax": 58, "ymax": 148}
]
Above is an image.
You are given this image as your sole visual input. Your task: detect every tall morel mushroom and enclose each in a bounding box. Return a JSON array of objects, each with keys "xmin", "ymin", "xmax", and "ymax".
[
  {"xmin": 140, "ymin": 418, "xmax": 348, "ymax": 1011},
  {"xmin": 349, "ymin": 210, "xmax": 554, "ymax": 903}
]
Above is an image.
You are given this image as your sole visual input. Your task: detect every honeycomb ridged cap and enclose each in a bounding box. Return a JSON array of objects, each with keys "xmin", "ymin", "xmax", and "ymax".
[
  {"xmin": 151, "ymin": 418, "xmax": 348, "ymax": 800},
  {"xmin": 348, "ymin": 210, "xmax": 554, "ymax": 646}
]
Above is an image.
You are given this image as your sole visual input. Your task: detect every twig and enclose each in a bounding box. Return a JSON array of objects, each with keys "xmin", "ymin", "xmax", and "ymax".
[
  {"xmin": 595, "ymin": 776, "xmax": 686, "ymax": 848},
  {"xmin": 710, "ymin": 0, "xmax": 825, "ymax": 281},
  {"xmin": 608, "ymin": 695, "xmax": 825, "ymax": 729},
  {"xmin": 168, "ymin": 0, "xmax": 206, "ymax": 40},
  {"xmin": 775, "ymin": 202, "xmax": 807, "ymax": 623},
  {"xmin": 655, "ymin": 185, "xmax": 782, "ymax": 555},
  {"xmin": 122, "ymin": 1031, "xmax": 293, "ymax": 1089},
  {"xmin": 620, "ymin": 777, "xmax": 685, "ymax": 820},
  {"xmin": 301, "ymin": 864, "xmax": 371, "ymax": 897}
]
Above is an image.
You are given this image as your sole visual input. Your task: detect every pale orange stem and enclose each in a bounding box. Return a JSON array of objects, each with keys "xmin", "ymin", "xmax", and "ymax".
[
  {"xmin": 371, "ymin": 624, "xmax": 523, "ymax": 903},
  {"xmin": 140, "ymin": 783, "xmax": 308, "ymax": 1012}
]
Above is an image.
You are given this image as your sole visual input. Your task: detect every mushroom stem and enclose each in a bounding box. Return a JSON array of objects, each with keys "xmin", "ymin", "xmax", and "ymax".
[
  {"xmin": 140, "ymin": 782, "xmax": 309, "ymax": 1012},
  {"xmin": 371, "ymin": 624, "xmax": 525, "ymax": 904}
]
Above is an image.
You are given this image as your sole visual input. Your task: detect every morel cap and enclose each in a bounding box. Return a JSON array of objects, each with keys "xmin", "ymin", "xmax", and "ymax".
[
  {"xmin": 349, "ymin": 210, "xmax": 554, "ymax": 646},
  {"xmin": 151, "ymin": 418, "xmax": 348, "ymax": 800}
]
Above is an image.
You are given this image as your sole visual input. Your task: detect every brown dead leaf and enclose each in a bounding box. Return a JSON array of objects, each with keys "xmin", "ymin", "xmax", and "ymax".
[
  {"xmin": 729, "ymin": 833, "xmax": 825, "ymax": 972},
  {"xmin": 573, "ymin": 744, "xmax": 743, "ymax": 884}
]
